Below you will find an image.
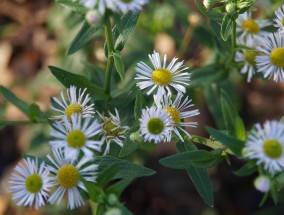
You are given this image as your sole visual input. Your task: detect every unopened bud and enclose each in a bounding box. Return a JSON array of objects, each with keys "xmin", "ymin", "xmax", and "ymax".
[
  {"xmin": 85, "ymin": 10, "xmax": 102, "ymax": 26},
  {"xmin": 254, "ymin": 176, "xmax": 270, "ymax": 193},
  {"xmin": 187, "ymin": 12, "xmax": 202, "ymax": 28},
  {"xmin": 225, "ymin": 3, "xmax": 236, "ymax": 14},
  {"xmin": 104, "ymin": 208, "xmax": 122, "ymax": 215},
  {"xmin": 107, "ymin": 194, "xmax": 118, "ymax": 206},
  {"xmin": 130, "ymin": 131, "xmax": 143, "ymax": 142}
]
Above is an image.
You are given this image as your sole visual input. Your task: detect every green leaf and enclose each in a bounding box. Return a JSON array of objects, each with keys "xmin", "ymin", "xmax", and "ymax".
[
  {"xmin": 237, "ymin": 0, "xmax": 255, "ymax": 14},
  {"xmin": 96, "ymin": 164, "xmax": 119, "ymax": 187},
  {"xmin": 68, "ymin": 21, "xmax": 102, "ymax": 55},
  {"xmin": 220, "ymin": 89, "xmax": 245, "ymax": 140},
  {"xmin": 56, "ymin": 0, "xmax": 87, "ymax": 13},
  {"xmin": 176, "ymin": 142, "xmax": 214, "ymax": 207},
  {"xmin": 95, "ymin": 156, "xmax": 155, "ymax": 179},
  {"xmin": 0, "ymin": 86, "xmax": 45, "ymax": 121},
  {"xmin": 221, "ymin": 13, "xmax": 235, "ymax": 41},
  {"xmin": 191, "ymin": 64, "xmax": 226, "ymax": 87},
  {"xmin": 112, "ymin": 51, "xmax": 125, "ymax": 80},
  {"xmin": 48, "ymin": 66, "xmax": 106, "ymax": 100},
  {"xmin": 106, "ymin": 179, "xmax": 132, "ymax": 196},
  {"xmin": 194, "ymin": 0, "xmax": 223, "ymax": 22},
  {"xmin": 28, "ymin": 103, "xmax": 42, "ymax": 122},
  {"xmin": 134, "ymin": 90, "xmax": 145, "ymax": 122},
  {"xmin": 119, "ymin": 126, "xmax": 143, "ymax": 158},
  {"xmin": 113, "ymin": 10, "xmax": 140, "ymax": 51},
  {"xmin": 206, "ymin": 126, "xmax": 245, "ymax": 156},
  {"xmin": 81, "ymin": 178, "xmax": 105, "ymax": 203},
  {"xmin": 234, "ymin": 161, "xmax": 257, "ymax": 177},
  {"xmin": 159, "ymin": 149, "xmax": 223, "ymax": 169}
]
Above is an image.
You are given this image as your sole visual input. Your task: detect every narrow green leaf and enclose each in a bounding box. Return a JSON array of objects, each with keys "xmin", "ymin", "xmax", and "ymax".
[
  {"xmin": 68, "ymin": 21, "xmax": 102, "ymax": 55},
  {"xmin": 0, "ymin": 86, "xmax": 45, "ymax": 121},
  {"xmin": 96, "ymin": 204, "xmax": 105, "ymax": 215},
  {"xmin": 81, "ymin": 178, "xmax": 105, "ymax": 203},
  {"xmin": 134, "ymin": 90, "xmax": 145, "ymax": 122},
  {"xmin": 206, "ymin": 126, "xmax": 245, "ymax": 156},
  {"xmin": 113, "ymin": 10, "xmax": 140, "ymax": 51},
  {"xmin": 119, "ymin": 126, "xmax": 142, "ymax": 158},
  {"xmin": 237, "ymin": 0, "xmax": 255, "ymax": 14},
  {"xmin": 28, "ymin": 103, "xmax": 42, "ymax": 122},
  {"xmin": 56, "ymin": 0, "xmax": 87, "ymax": 13},
  {"xmin": 106, "ymin": 179, "xmax": 132, "ymax": 196},
  {"xmin": 96, "ymin": 164, "xmax": 119, "ymax": 187},
  {"xmin": 176, "ymin": 142, "xmax": 214, "ymax": 207},
  {"xmin": 112, "ymin": 51, "xmax": 125, "ymax": 80},
  {"xmin": 221, "ymin": 13, "xmax": 235, "ymax": 41},
  {"xmin": 234, "ymin": 161, "xmax": 257, "ymax": 177},
  {"xmin": 95, "ymin": 156, "xmax": 155, "ymax": 179},
  {"xmin": 159, "ymin": 149, "xmax": 223, "ymax": 169},
  {"xmin": 194, "ymin": 0, "xmax": 223, "ymax": 22},
  {"xmin": 48, "ymin": 66, "xmax": 106, "ymax": 100},
  {"xmin": 0, "ymin": 86, "xmax": 29, "ymax": 115}
]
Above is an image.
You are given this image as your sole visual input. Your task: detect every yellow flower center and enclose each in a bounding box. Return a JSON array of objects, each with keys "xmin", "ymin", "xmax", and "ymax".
[
  {"xmin": 165, "ymin": 107, "xmax": 181, "ymax": 125},
  {"xmin": 57, "ymin": 164, "xmax": 79, "ymax": 189},
  {"xmin": 244, "ymin": 50, "xmax": 258, "ymax": 65},
  {"xmin": 270, "ymin": 48, "xmax": 284, "ymax": 67},
  {"xmin": 241, "ymin": 19, "xmax": 260, "ymax": 34},
  {"xmin": 64, "ymin": 104, "xmax": 83, "ymax": 121},
  {"xmin": 102, "ymin": 119, "xmax": 121, "ymax": 137},
  {"xmin": 152, "ymin": 68, "xmax": 173, "ymax": 86},
  {"xmin": 263, "ymin": 139, "xmax": 283, "ymax": 159},
  {"xmin": 147, "ymin": 118, "xmax": 164, "ymax": 134},
  {"xmin": 25, "ymin": 174, "xmax": 43, "ymax": 193},
  {"xmin": 66, "ymin": 130, "xmax": 86, "ymax": 148}
]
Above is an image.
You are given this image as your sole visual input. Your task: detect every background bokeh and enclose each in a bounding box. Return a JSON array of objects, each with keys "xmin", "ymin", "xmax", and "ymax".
[{"xmin": 1, "ymin": 0, "xmax": 284, "ymax": 214}]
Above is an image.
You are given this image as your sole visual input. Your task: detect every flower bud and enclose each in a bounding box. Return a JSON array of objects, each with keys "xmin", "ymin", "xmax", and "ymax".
[
  {"xmin": 130, "ymin": 131, "xmax": 144, "ymax": 142},
  {"xmin": 85, "ymin": 9, "xmax": 102, "ymax": 26},
  {"xmin": 107, "ymin": 194, "xmax": 118, "ymax": 206},
  {"xmin": 225, "ymin": 3, "xmax": 236, "ymax": 14},
  {"xmin": 254, "ymin": 176, "xmax": 270, "ymax": 193},
  {"xmin": 104, "ymin": 208, "xmax": 122, "ymax": 215}
]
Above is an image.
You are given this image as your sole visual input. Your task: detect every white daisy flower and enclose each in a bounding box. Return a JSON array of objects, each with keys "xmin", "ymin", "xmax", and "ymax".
[
  {"xmin": 49, "ymin": 114, "xmax": 102, "ymax": 160},
  {"xmin": 80, "ymin": 0, "xmax": 106, "ymax": 14},
  {"xmin": 274, "ymin": 5, "xmax": 284, "ymax": 34},
  {"xmin": 50, "ymin": 85, "xmax": 95, "ymax": 121},
  {"xmin": 154, "ymin": 93, "xmax": 200, "ymax": 142},
  {"xmin": 135, "ymin": 51, "xmax": 190, "ymax": 97},
  {"xmin": 140, "ymin": 106, "xmax": 174, "ymax": 144},
  {"xmin": 254, "ymin": 175, "xmax": 271, "ymax": 193},
  {"xmin": 255, "ymin": 32, "xmax": 284, "ymax": 82},
  {"xmin": 98, "ymin": 109, "xmax": 128, "ymax": 155},
  {"xmin": 236, "ymin": 11, "xmax": 271, "ymax": 42},
  {"xmin": 9, "ymin": 158, "xmax": 51, "ymax": 210},
  {"xmin": 235, "ymin": 38, "xmax": 260, "ymax": 82},
  {"xmin": 244, "ymin": 120, "xmax": 284, "ymax": 176},
  {"xmin": 47, "ymin": 149, "xmax": 98, "ymax": 210},
  {"xmin": 106, "ymin": 0, "xmax": 148, "ymax": 13}
]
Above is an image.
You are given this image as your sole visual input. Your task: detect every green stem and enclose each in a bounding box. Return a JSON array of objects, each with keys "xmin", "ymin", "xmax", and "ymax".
[
  {"xmin": 90, "ymin": 201, "xmax": 98, "ymax": 215},
  {"xmin": 104, "ymin": 16, "xmax": 115, "ymax": 109}
]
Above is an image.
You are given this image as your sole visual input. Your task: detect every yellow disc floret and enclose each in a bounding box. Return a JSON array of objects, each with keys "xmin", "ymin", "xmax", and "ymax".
[
  {"xmin": 152, "ymin": 68, "xmax": 173, "ymax": 86},
  {"xmin": 263, "ymin": 139, "xmax": 283, "ymax": 159},
  {"xmin": 242, "ymin": 19, "xmax": 260, "ymax": 34},
  {"xmin": 25, "ymin": 174, "xmax": 43, "ymax": 193},
  {"xmin": 147, "ymin": 118, "xmax": 164, "ymax": 134},
  {"xmin": 244, "ymin": 50, "xmax": 258, "ymax": 65},
  {"xmin": 57, "ymin": 164, "xmax": 79, "ymax": 189},
  {"xmin": 64, "ymin": 104, "xmax": 83, "ymax": 121},
  {"xmin": 165, "ymin": 107, "xmax": 181, "ymax": 125},
  {"xmin": 270, "ymin": 48, "xmax": 284, "ymax": 67},
  {"xmin": 102, "ymin": 119, "xmax": 121, "ymax": 137},
  {"xmin": 66, "ymin": 130, "xmax": 86, "ymax": 148}
]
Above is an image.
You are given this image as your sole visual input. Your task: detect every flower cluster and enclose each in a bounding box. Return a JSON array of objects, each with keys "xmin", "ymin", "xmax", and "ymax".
[
  {"xmin": 235, "ymin": 5, "xmax": 284, "ymax": 82},
  {"xmin": 136, "ymin": 51, "xmax": 200, "ymax": 143},
  {"xmin": 9, "ymin": 85, "xmax": 128, "ymax": 209}
]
